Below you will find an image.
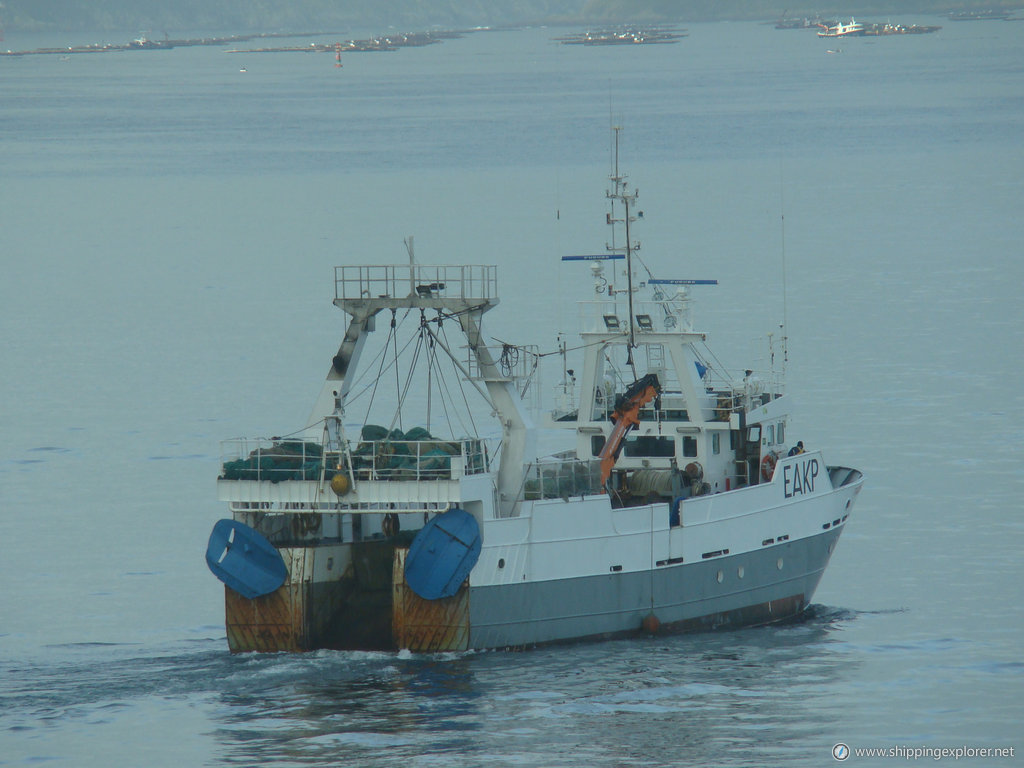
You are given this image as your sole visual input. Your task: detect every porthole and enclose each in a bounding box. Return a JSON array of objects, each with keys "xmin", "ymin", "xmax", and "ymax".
[
  {"xmin": 716, "ymin": 570, "xmax": 724, "ymax": 583},
  {"xmin": 498, "ymin": 558, "xmax": 505, "ymax": 569},
  {"xmin": 777, "ymin": 557, "xmax": 784, "ymax": 570},
  {"xmin": 737, "ymin": 566, "xmax": 745, "ymax": 579}
]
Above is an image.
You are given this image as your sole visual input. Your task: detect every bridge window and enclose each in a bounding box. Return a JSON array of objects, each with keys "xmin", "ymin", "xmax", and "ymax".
[
  {"xmin": 682, "ymin": 436, "xmax": 697, "ymax": 457},
  {"xmin": 624, "ymin": 436, "xmax": 675, "ymax": 457},
  {"xmin": 767, "ymin": 425, "xmax": 775, "ymax": 444},
  {"xmin": 712, "ymin": 433, "xmax": 721, "ymax": 455},
  {"xmin": 591, "ymin": 435, "xmax": 677, "ymax": 458},
  {"xmin": 777, "ymin": 422, "xmax": 785, "ymax": 443}
]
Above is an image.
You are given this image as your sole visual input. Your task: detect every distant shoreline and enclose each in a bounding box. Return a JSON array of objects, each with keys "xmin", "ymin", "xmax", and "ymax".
[
  {"xmin": 3, "ymin": 1, "xmax": 1022, "ymax": 35},
  {"xmin": 1, "ymin": 29, "xmax": 467, "ymax": 57}
]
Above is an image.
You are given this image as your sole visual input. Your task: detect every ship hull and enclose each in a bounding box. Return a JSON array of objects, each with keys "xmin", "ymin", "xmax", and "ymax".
[
  {"xmin": 467, "ymin": 526, "xmax": 839, "ymax": 649},
  {"xmin": 223, "ymin": 523, "xmax": 843, "ymax": 653}
]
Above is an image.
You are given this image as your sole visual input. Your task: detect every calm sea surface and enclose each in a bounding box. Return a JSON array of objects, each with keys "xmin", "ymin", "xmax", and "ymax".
[{"xmin": 2, "ymin": 20, "xmax": 1022, "ymax": 767}]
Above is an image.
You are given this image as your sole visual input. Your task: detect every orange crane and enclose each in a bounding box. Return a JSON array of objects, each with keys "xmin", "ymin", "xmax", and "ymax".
[{"xmin": 598, "ymin": 373, "xmax": 662, "ymax": 488}]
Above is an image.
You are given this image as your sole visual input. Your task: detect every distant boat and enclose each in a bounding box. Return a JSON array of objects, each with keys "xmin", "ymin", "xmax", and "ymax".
[
  {"xmin": 817, "ymin": 18, "xmax": 865, "ymax": 37},
  {"xmin": 128, "ymin": 35, "xmax": 174, "ymax": 50},
  {"xmin": 948, "ymin": 9, "xmax": 1012, "ymax": 21},
  {"xmin": 861, "ymin": 22, "xmax": 941, "ymax": 35},
  {"xmin": 775, "ymin": 15, "xmax": 828, "ymax": 29},
  {"xmin": 556, "ymin": 27, "xmax": 687, "ymax": 45}
]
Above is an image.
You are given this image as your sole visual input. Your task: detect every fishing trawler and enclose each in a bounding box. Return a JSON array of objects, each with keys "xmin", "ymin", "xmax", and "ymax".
[{"xmin": 206, "ymin": 132, "xmax": 864, "ymax": 653}]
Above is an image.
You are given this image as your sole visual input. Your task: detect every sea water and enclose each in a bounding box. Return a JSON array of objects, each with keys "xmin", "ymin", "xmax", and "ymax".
[{"xmin": 1, "ymin": 20, "xmax": 1022, "ymax": 767}]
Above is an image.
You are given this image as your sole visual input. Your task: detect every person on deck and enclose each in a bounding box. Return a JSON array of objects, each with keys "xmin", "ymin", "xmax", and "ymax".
[{"xmin": 788, "ymin": 441, "xmax": 804, "ymax": 457}]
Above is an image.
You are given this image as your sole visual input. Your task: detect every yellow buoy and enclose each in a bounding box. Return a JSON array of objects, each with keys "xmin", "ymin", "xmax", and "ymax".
[{"xmin": 330, "ymin": 473, "xmax": 350, "ymax": 496}]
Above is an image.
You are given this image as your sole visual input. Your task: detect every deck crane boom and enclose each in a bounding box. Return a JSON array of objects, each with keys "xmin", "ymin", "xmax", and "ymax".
[{"xmin": 598, "ymin": 373, "xmax": 662, "ymax": 487}]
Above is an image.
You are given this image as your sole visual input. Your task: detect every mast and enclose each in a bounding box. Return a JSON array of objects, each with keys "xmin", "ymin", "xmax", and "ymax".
[
  {"xmin": 779, "ymin": 174, "xmax": 789, "ymax": 385},
  {"xmin": 562, "ymin": 128, "xmax": 719, "ymax": 447},
  {"xmin": 606, "ymin": 126, "xmax": 642, "ymax": 371}
]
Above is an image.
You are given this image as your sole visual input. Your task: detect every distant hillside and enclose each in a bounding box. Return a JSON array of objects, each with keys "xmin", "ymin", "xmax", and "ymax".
[
  {"xmin": 3, "ymin": 0, "xmax": 1022, "ymax": 33},
  {"xmin": 10, "ymin": 0, "xmax": 577, "ymax": 33}
]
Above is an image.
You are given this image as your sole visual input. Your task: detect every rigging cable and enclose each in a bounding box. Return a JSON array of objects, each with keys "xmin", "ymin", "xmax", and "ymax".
[
  {"xmin": 425, "ymin": 310, "xmax": 433, "ymax": 432},
  {"xmin": 428, "ymin": 310, "xmax": 471, "ymax": 440},
  {"xmin": 421, "ymin": 322, "xmax": 494, "ymax": 420},
  {"xmin": 392, "ymin": 308, "xmax": 403, "ymax": 433},
  {"xmin": 435, "ymin": 319, "xmax": 479, "ymax": 439},
  {"xmin": 387, "ymin": 318, "xmax": 427, "ymax": 435},
  {"xmin": 426, "ymin": 330, "xmax": 458, "ymax": 439},
  {"xmin": 359, "ymin": 309, "xmax": 399, "ymax": 437},
  {"xmin": 346, "ymin": 322, "xmax": 419, "ymax": 410}
]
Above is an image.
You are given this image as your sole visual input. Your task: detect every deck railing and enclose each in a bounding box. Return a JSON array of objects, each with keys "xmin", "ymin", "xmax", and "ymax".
[
  {"xmin": 220, "ymin": 437, "xmax": 491, "ymax": 484},
  {"xmin": 523, "ymin": 457, "xmax": 603, "ymax": 500},
  {"xmin": 334, "ymin": 264, "xmax": 497, "ymax": 304}
]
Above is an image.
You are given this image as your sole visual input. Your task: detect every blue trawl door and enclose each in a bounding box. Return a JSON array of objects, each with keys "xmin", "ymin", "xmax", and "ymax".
[{"xmin": 206, "ymin": 519, "xmax": 288, "ymax": 599}]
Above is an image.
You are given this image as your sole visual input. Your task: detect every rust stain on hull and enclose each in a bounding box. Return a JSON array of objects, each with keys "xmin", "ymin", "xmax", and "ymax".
[
  {"xmin": 224, "ymin": 542, "xmax": 401, "ymax": 653},
  {"xmin": 224, "ymin": 543, "xmax": 473, "ymax": 653},
  {"xmin": 392, "ymin": 548, "xmax": 469, "ymax": 652},
  {"xmin": 225, "ymin": 546, "xmax": 310, "ymax": 652},
  {"xmin": 225, "ymin": 583, "xmax": 305, "ymax": 652}
]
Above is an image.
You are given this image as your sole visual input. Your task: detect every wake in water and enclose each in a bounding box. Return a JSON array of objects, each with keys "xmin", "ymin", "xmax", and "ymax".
[
  {"xmin": 0, "ymin": 604, "xmax": 978, "ymax": 768},
  {"xmin": 2, "ymin": 606, "xmax": 864, "ymax": 728},
  {"xmin": 2, "ymin": 604, "xmax": 875, "ymax": 718}
]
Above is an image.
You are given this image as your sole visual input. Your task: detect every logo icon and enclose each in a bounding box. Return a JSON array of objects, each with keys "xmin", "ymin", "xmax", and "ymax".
[{"xmin": 832, "ymin": 743, "xmax": 850, "ymax": 761}]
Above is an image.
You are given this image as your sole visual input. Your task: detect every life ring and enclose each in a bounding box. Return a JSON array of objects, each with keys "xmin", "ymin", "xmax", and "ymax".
[{"xmin": 760, "ymin": 451, "xmax": 778, "ymax": 482}]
